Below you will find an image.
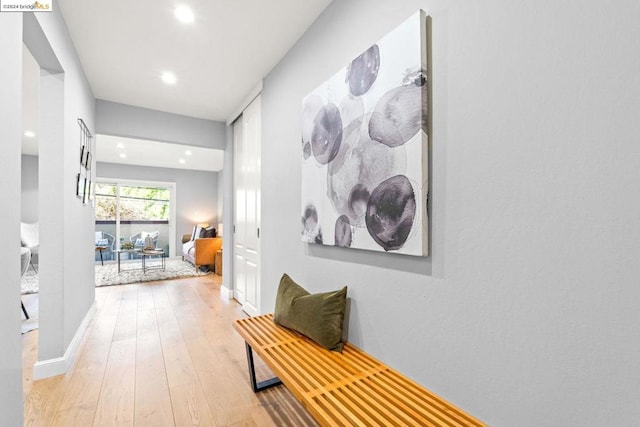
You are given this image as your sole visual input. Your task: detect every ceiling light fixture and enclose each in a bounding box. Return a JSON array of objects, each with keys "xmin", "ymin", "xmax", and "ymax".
[
  {"xmin": 161, "ymin": 72, "xmax": 177, "ymax": 85},
  {"xmin": 119, "ymin": 153, "xmax": 127, "ymax": 158},
  {"xmin": 24, "ymin": 130, "xmax": 35, "ymax": 138},
  {"xmin": 185, "ymin": 150, "xmax": 192, "ymax": 156},
  {"xmin": 117, "ymin": 142, "xmax": 124, "ymax": 149},
  {"xmin": 179, "ymin": 158, "xmax": 186, "ymax": 164},
  {"xmin": 174, "ymin": 5, "xmax": 194, "ymax": 23}
]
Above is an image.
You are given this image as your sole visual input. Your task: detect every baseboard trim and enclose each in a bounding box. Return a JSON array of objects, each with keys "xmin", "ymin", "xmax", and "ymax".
[
  {"xmin": 33, "ymin": 301, "xmax": 96, "ymax": 380},
  {"xmin": 220, "ymin": 285, "xmax": 234, "ymax": 299}
]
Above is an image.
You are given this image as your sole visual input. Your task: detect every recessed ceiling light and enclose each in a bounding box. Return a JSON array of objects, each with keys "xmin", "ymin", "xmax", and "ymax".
[
  {"xmin": 161, "ymin": 72, "xmax": 177, "ymax": 85},
  {"xmin": 119, "ymin": 153, "xmax": 127, "ymax": 158},
  {"xmin": 116, "ymin": 142, "xmax": 125, "ymax": 149},
  {"xmin": 174, "ymin": 5, "xmax": 194, "ymax": 23},
  {"xmin": 179, "ymin": 158, "xmax": 186, "ymax": 164},
  {"xmin": 24, "ymin": 130, "xmax": 35, "ymax": 138},
  {"xmin": 185, "ymin": 150, "xmax": 192, "ymax": 156}
]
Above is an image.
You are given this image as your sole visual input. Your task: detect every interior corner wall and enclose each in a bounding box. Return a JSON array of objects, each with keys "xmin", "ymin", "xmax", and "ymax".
[
  {"xmin": 96, "ymin": 162, "xmax": 219, "ymax": 255},
  {"xmin": 259, "ymin": 0, "xmax": 640, "ymax": 425},
  {"xmin": 96, "ymin": 100, "xmax": 226, "ymax": 150},
  {"xmin": 0, "ymin": 13, "xmax": 25, "ymax": 426},
  {"xmin": 28, "ymin": 4, "xmax": 96, "ymax": 363}
]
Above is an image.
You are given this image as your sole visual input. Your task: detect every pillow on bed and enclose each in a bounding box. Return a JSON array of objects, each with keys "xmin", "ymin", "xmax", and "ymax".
[{"xmin": 273, "ymin": 273, "xmax": 347, "ymax": 352}]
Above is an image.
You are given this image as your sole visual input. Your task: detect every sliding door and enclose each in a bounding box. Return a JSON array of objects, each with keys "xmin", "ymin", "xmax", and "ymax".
[
  {"xmin": 94, "ymin": 179, "xmax": 176, "ymax": 259},
  {"xmin": 233, "ymin": 96, "xmax": 261, "ymax": 316}
]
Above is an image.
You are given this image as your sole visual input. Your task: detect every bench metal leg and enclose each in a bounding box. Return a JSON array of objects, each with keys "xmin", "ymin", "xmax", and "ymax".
[
  {"xmin": 245, "ymin": 343, "xmax": 282, "ymax": 392},
  {"xmin": 22, "ymin": 301, "xmax": 29, "ymax": 320}
]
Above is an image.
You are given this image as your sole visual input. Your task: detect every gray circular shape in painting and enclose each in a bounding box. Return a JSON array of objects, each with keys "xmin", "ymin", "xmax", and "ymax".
[
  {"xmin": 368, "ymin": 82, "xmax": 427, "ymax": 148},
  {"xmin": 365, "ymin": 175, "xmax": 416, "ymax": 251},
  {"xmin": 334, "ymin": 215, "xmax": 353, "ymax": 248},
  {"xmin": 347, "ymin": 44, "xmax": 380, "ymax": 97},
  {"xmin": 311, "ymin": 103, "xmax": 343, "ymax": 165}
]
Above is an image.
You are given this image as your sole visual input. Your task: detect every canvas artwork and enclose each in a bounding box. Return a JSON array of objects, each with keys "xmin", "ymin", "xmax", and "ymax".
[{"xmin": 301, "ymin": 10, "xmax": 428, "ymax": 256}]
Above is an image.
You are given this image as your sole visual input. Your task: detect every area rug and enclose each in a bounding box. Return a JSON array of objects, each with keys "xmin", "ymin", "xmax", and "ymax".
[
  {"xmin": 21, "ymin": 258, "xmax": 211, "ymax": 293},
  {"xmin": 95, "ymin": 258, "xmax": 211, "ymax": 287},
  {"xmin": 21, "ymin": 269, "xmax": 39, "ymax": 294}
]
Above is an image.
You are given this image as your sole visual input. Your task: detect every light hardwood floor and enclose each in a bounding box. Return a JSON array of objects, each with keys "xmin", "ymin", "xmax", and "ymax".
[{"xmin": 22, "ymin": 275, "xmax": 318, "ymax": 426}]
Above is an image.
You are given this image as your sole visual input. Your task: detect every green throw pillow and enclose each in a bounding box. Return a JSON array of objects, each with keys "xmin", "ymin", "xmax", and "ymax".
[{"xmin": 273, "ymin": 273, "xmax": 347, "ymax": 352}]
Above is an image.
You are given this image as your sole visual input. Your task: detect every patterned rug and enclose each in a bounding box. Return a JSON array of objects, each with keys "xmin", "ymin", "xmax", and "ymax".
[{"xmin": 21, "ymin": 258, "xmax": 211, "ymax": 294}]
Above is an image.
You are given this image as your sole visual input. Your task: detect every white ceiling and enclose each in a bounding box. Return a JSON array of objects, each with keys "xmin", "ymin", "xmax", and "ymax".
[
  {"xmin": 23, "ymin": 0, "xmax": 332, "ymax": 169},
  {"xmin": 96, "ymin": 134, "xmax": 224, "ymax": 172},
  {"xmin": 57, "ymin": 0, "xmax": 333, "ymax": 121}
]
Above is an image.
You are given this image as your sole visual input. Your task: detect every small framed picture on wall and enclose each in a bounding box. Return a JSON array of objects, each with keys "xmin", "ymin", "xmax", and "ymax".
[
  {"xmin": 76, "ymin": 173, "xmax": 82, "ymax": 198},
  {"xmin": 82, "ymin": 149, "xmax": 91, "ymax": 170},
  {"xmin": 82, "ymin": 178, "xmax": 89, "ymax": 204}
]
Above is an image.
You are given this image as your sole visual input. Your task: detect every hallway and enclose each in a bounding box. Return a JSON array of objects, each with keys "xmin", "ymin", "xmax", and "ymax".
[{"xmin": 22, "ymin": 276, "xmax": 316, "ymax": 426}]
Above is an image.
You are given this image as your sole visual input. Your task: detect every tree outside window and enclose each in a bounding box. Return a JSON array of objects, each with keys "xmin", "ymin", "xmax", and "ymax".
[{"xmin": 95, "ymin": 183, "xmax": 170, "ymax": 221}]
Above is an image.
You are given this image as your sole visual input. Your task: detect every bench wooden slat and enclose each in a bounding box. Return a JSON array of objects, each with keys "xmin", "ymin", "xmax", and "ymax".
[
  {"xmin": 377, "ymin": 372, "xmax": 474, "ymax": 427},
  {"xmin": 277, "ymin": 343, "xmax": 406, "ymax": 426},
  {"xmin": 369, "ymin": 373, "xmax": 468, "ymax": 427},
  {"xmin": 234, "ymin": 314, "xmax": 486, "ymax": 427},
  {"xmin": 348, "ymin": 372, "xmax": 442, "ymax": 427},
  {"xmin": 335, "ymin": 384, "xmax": 424, "ymax": 427}
]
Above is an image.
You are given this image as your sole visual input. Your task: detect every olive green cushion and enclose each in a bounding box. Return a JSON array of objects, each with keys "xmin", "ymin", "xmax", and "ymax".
[{"xmin": 273, "ymin": 274, "xmax": 347, "ymax": 352}]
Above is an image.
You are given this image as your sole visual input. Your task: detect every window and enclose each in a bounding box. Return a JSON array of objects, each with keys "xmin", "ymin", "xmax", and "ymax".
[
  {"xmin": 94, "ymin": 180, "xmax": 176, "ymax": 260},
  {"xmin": 95, "ymin": 184, "xmax": 170, "ymax": 221}
]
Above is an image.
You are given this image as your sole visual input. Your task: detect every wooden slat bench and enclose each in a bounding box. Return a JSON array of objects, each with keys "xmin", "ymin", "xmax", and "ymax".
[{"xmin": 234, "ymin": 314, "xmax": 486, "ymax": 427}]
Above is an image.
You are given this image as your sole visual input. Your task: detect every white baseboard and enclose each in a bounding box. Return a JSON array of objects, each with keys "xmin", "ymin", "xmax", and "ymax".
[
  {"xmin": 33, "ymin": 301, "xmax": 96, "ymax": 380},
  {"xmin": 220, "ymin": 285, "xmax": 234, "ymax": 299}
]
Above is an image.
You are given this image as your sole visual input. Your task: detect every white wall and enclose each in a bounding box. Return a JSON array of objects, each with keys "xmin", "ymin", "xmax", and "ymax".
[
  {"xmin": 21, "ymin": 155, "xmax": 39, "ymax": 223},
  {"xmin": 259, "ymin": 1, "xmax": 640, "ymax": 425},
  {"xmin": 25, "ymin": 4, "xmax": 96, "ymax": 367},
  {"xmin": 222, "ymin": 124, "xmax": 234, "ymax": 294},
  {"xmin": 96, "ymin": 162, "xmax": 219, "ymax": 255},
  {"xmin": 96, "ymin": 100, "xmax": 226, "ymax": 149},
  {"xmin": 0, "ymin": 13, "xmax": 26, "ymax": 426}
]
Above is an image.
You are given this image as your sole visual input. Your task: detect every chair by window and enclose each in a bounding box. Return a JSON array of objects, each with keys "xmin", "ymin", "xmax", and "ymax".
[
  {"xmin": 129, "ymin": 231, "xmax": 159, "ymax": 259},
  {"xmin": 130, "ymin": 231, "xmax": 159, "ymax": 249},
  {"xmin": 95, "ymin": 231, "xmax": 115, "ymax": 262}
]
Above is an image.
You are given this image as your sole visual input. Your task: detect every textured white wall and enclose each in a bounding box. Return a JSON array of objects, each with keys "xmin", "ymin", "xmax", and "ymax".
[
  {"xmin": 25, "ymin": 4, "xmax": 97, "ymax": 361},
  {"xmin": 0, "ymin": 13, "xmax": 25, "ymax": 426},
  {"xmin": 222, "ymin": 124, "xmax": 234, "ymax": 292},
  {"xmin": 259, "ymin": 1, "xmax": 640, "ymax": 425},
  {"xmin": 21, "ymin": 155, "xmax": 39, "ymax": 223}
]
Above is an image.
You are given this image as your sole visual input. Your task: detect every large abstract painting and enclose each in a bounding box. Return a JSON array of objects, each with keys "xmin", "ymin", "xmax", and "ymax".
[{"xmin": 301, "ymin": 10, "xmax": 428, "ymax": 256}]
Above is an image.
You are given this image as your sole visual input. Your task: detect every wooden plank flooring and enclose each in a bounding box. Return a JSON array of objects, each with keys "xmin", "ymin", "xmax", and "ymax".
[{"xmin": 22, "ymin": 275, "xmax": 318, "ymax": 426}]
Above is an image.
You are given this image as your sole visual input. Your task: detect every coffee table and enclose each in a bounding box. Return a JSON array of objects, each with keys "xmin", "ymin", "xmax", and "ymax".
[{"xmin": 115, "ymin": 248, "xmax": 165, "ymax": 273}]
